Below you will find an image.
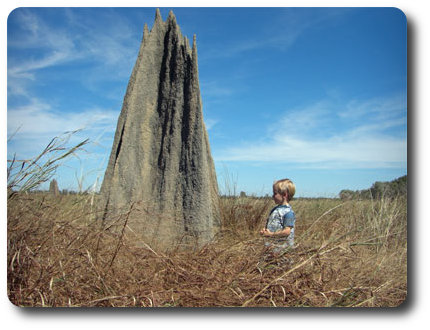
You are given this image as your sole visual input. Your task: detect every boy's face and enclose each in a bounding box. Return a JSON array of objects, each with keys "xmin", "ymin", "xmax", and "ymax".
[{"xmin": 272, "ymin": 188, "xmax": 287, "ymax": 205}]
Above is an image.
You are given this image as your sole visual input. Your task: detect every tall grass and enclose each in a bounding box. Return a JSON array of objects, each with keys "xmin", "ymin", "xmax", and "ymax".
[
  {"xmin": 7, "ymin": 130, "xmax": 89, "ymax": 197},
  {"xmin": 7, "ymin": 191, "xmax": 407, "ymax": 307}
]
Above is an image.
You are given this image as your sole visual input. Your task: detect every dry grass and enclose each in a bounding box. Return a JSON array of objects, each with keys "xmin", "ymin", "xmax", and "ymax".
[{"xmin": 7, "ymin": 193, "xmax": 407, "ymax": 307}]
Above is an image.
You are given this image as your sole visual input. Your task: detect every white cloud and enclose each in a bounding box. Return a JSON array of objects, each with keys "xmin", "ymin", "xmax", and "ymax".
[
  {"xmin": 9, "ymin": 51, "xmax": 72, "ymax": 78},
  {"xmin": 8, "ymin": 100, "xmax": 117, "ymax": 136},
  {"xmin": 204, "ymin": 118, "xmax": 218, "ymax": 130},
  {"xmin": 8, "ymin": 9, "xmax": 139, "ymax": 97},
  {"xmin": 7, "ymin": 9, "xmax": 139, "ymax": 162},
  {"xmin": 216, "ymin": 134, "xmax": 406, "ymax": 169},
  {"xmin": 215, "ymin": 94, "xmax": 407, "ymax": 169},
  {"xmin": 340, "ymin": 94, "xmax": 407, "ymax": 121},
  {"xmin": 7, "ymin": 98, "xmax": 118, "ymax": 159}
]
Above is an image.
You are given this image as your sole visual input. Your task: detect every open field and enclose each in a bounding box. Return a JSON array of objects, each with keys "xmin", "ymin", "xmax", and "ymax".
[{"xmin": 7, "ymin": 193, "xmax": 407, "ymax": 307}]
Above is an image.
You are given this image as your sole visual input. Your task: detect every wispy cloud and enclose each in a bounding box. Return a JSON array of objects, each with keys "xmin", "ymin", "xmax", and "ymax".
[
  {"xmin": 8, "ymin": 8, "xmax": 139, "ymax": 97},
  {"xmin": 204, "ymin": 118, "xmax": 219, "ymax": 131},
  {"xmin": 8, "ymin": 9, "xmax": 79, "ymax": 97},
  {"xmin": 8, "ymin": 9, "xmax": 80, "ymax": 74},
  {"xmin": 201, "ymin": 8, "xmax": 350, "ymax": 60},
  {"xmin": 201, "ymin": 80, "xmax": 234, "ymax": 98},
  {"xmin": 7, "ymin": 98, "xmax": 118, "ymax": 158},
  {"xmin": 8, "ymin": 99, "xmax": 117, "ymax": 135},
  {"xmin": 7, "ymin": 8, "xmax": 139, "ymax": 161},
  {"xmin": 8, "ymin": 51, "xmax": 74, "ymax": 87},
  {"xmin": 215, "ymin": 94, "xmax": 407, "ymax": 169},
  {"xmin": 217, "ymin": 136, "xmax": 406, "ymax": 169},
  {"xmin": 340, "ymin": 94, "xmax": 406, "ymax": 120}
]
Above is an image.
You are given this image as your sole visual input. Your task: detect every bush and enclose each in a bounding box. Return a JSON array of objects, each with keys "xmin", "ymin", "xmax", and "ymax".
[{"xmin": 339, "ymin": 175, "xmax": 407, "ymax": 200}]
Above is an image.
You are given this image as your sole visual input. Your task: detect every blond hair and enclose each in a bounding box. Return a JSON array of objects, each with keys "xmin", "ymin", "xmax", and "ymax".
[{"xmin": 273, "ymin": 178, "xmax": 296, "ymax": 201}]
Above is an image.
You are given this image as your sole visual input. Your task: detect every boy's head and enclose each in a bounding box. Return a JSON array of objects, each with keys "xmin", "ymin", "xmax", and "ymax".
[{"xmin": 273, "ymin": 178, "xmax": 296, "ymax": 202}]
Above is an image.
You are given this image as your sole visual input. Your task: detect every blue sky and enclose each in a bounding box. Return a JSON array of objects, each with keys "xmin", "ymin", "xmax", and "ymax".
[{"xmin": 7, "ymin": 7, "xmax": 407, "ymax": 197}]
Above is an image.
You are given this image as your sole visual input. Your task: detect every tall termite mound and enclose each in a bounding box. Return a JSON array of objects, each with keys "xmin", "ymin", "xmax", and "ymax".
[
  {"xmin": 100, "ymin": 9, "xmax": 220, "ymax": 250},
  {"xmin": 49, "ymin": 179, "xmax": 59, "ymax": 196}
]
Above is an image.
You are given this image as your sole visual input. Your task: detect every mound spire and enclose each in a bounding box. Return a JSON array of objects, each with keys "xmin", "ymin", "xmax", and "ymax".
[{"xmin": 100, "ymin": 9, "xmax": 220, "ymax": 250}]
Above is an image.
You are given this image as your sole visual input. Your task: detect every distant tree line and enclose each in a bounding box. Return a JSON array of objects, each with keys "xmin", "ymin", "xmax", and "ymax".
[{"xmin": 339, "ymin": 175, "xmax": 407, "ymax": 200}]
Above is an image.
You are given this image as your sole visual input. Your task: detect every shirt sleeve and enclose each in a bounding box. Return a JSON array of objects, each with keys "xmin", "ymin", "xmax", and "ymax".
[{"xmin": 282, "ymin": 210, "xmax": 295, "ymax": 228}]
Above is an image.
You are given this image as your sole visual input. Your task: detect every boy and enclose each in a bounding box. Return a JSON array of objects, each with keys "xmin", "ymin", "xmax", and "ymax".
[{"xmin": 260, "ymin": 178, "xmax": 296, "ymax": 254}]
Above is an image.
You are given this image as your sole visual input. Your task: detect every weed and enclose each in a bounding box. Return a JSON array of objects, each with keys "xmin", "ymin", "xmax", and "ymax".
[{"xmin": 7, "ymin": 192, "xmax": 406, "ymax": 307}]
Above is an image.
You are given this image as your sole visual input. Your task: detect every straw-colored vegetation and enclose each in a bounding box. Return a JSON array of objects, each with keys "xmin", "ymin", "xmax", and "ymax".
[
  {"xmin": 7, "ymin": 133, "xmax": 407, "ymax": 307},
  {"xmin": 7, "ymin": 191, "xmax": 407, "ymax": 307},
  {"xmin": 7, "ymin": 130, "xmax": 89, "ymax": 196}
]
